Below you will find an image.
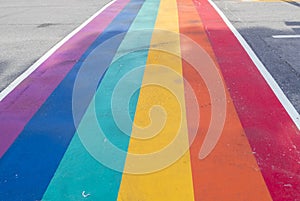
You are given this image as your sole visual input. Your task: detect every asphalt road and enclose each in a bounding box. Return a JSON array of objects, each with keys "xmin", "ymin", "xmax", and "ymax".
[
  {"xmin": 0, "ymin": 0, "xmax": 299, "ymax": 200},
  {"xmin": 214, "ymin": 0, "xmax": 300, "ymax": 112},
  {"xmin": 0, "ymin": 0, "xmax": 110, "ymax": 92},
  {"xmin": 0, "ymin": 0, "xmax": 299, "ymax": 113}
]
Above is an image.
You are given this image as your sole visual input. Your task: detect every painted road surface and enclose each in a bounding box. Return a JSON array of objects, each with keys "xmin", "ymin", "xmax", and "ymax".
[{"xmin": 0, "ymin": 0, "xmax": 299, "ymax": 200}]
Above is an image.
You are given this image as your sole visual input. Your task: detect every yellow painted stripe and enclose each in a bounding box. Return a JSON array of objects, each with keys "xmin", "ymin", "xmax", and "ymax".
[{"xmin": 117, "ymin": 0, "xmax": 195, "ymax": 200}]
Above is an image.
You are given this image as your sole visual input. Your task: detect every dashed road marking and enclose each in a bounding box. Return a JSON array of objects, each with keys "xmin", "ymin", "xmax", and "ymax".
[{"xmin": 272, "ymin": 35, "xmax": 300, "ymax": 38}]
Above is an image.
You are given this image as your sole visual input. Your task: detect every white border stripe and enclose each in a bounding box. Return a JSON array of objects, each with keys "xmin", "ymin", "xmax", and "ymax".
[
  {"xmin": 0, "ymin": 0, "xmax": 116, "ymax": 102},
  {"xmin": 208, "ymin": 0, "xmax": 300, "ymax": 130}
]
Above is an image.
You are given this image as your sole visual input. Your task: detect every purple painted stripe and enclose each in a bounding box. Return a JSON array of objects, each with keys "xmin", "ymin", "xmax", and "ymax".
[{"xmin": 0, "ymin": 0, "xmax": 129, "ymax": 158}]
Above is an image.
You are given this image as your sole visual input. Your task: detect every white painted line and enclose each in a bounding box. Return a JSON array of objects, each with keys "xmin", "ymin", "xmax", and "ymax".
[
  {"xmin": 0, "ymin": 0, "xmax": 116, "ymax": 102},
  {"xmin": 208, "ymin": 0, "xmax": 300, "ymax": 130},
  {"xmin": 272, "ymin": 35, "xmax": 300, "ymax": 39}
]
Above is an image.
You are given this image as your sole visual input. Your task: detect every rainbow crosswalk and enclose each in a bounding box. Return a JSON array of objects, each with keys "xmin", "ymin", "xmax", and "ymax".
[{"xmin": 0, "ymin": 0, "xmax": 299, "ymax": 200}]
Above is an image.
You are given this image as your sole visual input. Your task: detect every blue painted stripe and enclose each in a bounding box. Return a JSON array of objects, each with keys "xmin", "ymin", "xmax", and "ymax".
[
  {"xmin": 0, "ymin": 1, "xmax": 144, "ymax": 200},
  {"xmin": 42, "ymin": 0, "xmax": 161, "ymax": 199}
]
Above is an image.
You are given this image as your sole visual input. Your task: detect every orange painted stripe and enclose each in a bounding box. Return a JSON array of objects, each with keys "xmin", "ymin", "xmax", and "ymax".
[{"xmin": 177, "ymin": 0, "xmax": 273, "ymax": 200}]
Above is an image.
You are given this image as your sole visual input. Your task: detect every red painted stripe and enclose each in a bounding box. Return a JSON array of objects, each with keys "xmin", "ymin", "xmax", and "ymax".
[
  {"xmin": 0, "ymin": 0, "xmax": 129, "ymax": 158},
  {"xmin": 194, "ymin": 0, "xmax": 300, "ymax": 200},
  {"xmin": 178, "ymin": 0, "xmax": 272, "ymax": 200}
]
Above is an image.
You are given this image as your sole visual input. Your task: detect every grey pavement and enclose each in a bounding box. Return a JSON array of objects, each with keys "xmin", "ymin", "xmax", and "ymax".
[
  {"xmin": 0, "ymin": 0, "xmax": 110, "ymax": 92},
  {"xmin": 213, "ymin": 0, "xmax": 300, "ymax": 112}
]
